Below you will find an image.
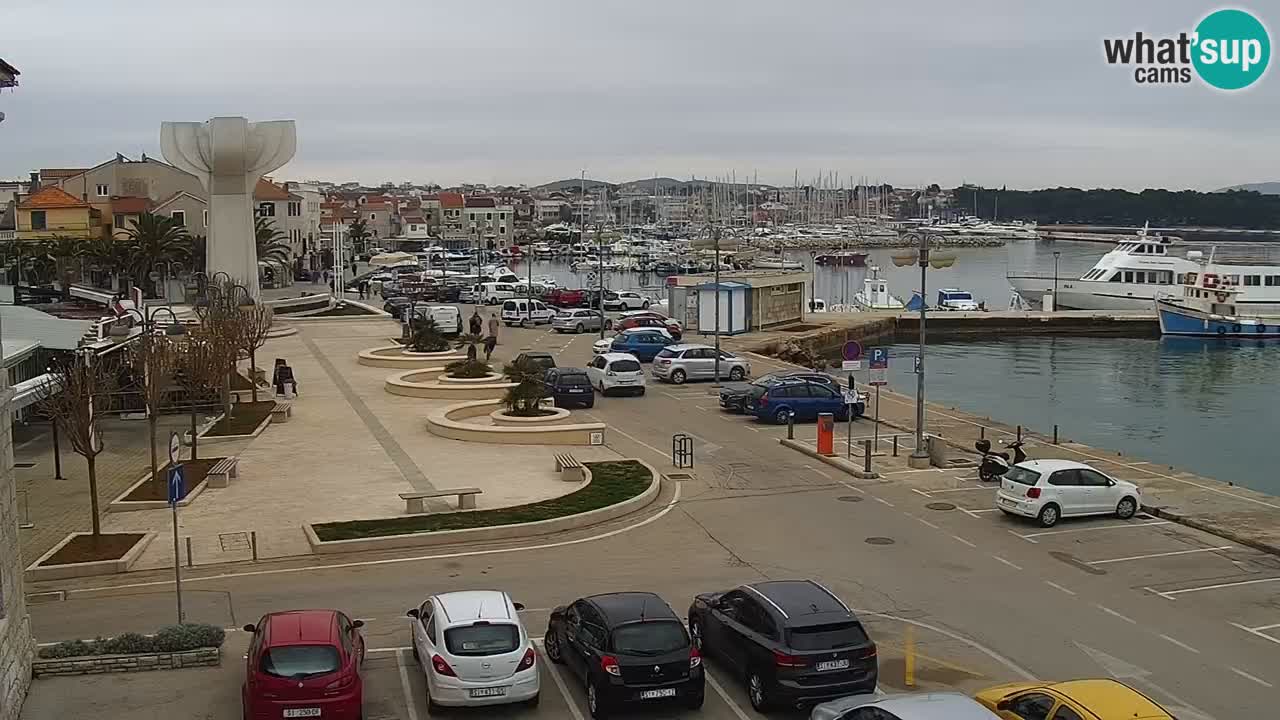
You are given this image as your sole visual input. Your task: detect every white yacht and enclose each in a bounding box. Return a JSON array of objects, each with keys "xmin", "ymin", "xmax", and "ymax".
[
  {"xmin": 1008, "ymin": 225, "xmax": 1280, "ymax": 311},
  {"xmin": 853, "ymin": 266, "xmax": 905, "ymax": 310},
  {"xmin": 753, "ymin": 256, "xmax": 804, "ymax": 270}
]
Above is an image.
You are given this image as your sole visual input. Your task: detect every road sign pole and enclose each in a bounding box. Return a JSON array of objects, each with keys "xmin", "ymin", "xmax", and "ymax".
[
  {"xmin": 168, "ymin": 434, "xmax": 184, "ymax": 623},
  {"xmin": 874, "ymin": 385, "xmax": 881, "ymax": 452},
  {"xmin": 172, "ymin": 494, "xmax": 183, "ymax": 623}
]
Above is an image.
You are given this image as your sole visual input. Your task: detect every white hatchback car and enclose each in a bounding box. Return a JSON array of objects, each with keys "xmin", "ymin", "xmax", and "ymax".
[
  {"xmin": 407, "ymin": 590, "xmax": 539, "ymax": 710},
  {"xmin": 995, "ymin": 459, "xmax": 1141, "ymax": 528},
  {"xmin": 586, "ymin": 352, "xmax": 646, "ymax": 395}
]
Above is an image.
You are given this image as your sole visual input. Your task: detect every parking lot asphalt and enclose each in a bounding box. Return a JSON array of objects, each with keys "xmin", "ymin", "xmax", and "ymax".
[{"xmin": 21, "ymin": 317, "xmax": 1280, "ymax": 719}]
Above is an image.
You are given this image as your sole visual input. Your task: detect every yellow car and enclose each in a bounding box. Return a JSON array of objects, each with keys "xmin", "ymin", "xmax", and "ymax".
[{"xmin": 974, "ymin": 679, "xmax": 1175, "ymax": 720}]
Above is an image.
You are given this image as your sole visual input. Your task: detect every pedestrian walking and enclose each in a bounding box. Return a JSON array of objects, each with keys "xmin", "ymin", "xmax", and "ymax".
[
  {"xmin": 358, "ymin": 279, "xmax": 369, "ymax": 300},
  {"xmin": 483, "ymin": 334, "xmax": 497, "ymax": 362},
  {"xmin": 487, "ymin": 313, "xmax": 500, "ymax": 340},
  {"xmin": 469, "ymin": 309, "xmax": 483, "ymax": 336}
]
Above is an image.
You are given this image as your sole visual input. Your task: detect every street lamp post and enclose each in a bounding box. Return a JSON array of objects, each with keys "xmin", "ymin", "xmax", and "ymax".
[
  {"xmin": 808, "ymin": 250, "xmax": 817, "ymax": 313},
  {"xmin": 1052, "ymin": 251, "xmax": 1061, "ymax": 311},
  {"xmin": 712, "ymin": 224, "xmax": 722, "ymax": 386},
  {"xmin": 891, "ymin": 232, "xmax": 954, "ymax": 469},
  {"xmin": 596, "ymin": 224, "xmax": 606, "ymax": 340}
]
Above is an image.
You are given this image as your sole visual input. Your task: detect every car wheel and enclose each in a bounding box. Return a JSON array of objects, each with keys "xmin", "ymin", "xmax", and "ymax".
[
  {"xmin": 641, "ymin": 300, "xmax": 650, "ymax": 309},
  {"xmin": 1116, "ymin": 496, "xmax": 1137, "ymax": 519},
  {"xmin": 774, "ymin": 408, "xmax": 791, "ymax": 424},
  {"xmin": 584, "ymin": 399, "xmax": 595, "ymax": 408},
  {"xmin": 671, "ymin": 369, "xmax": 687, "ymax": 384},
  {"xmin": 635, "ymin": 387, "xmax": 645, "ymax": 396},
  {"xmin": 543, "ymin": 629, "xmax": 564, "ymax": 663},
  {"xmin": 689, "ymin": 618, "xmax": 705, "ymax": 653},
  {"xmin": 1037, "ymin": 503, "xmax": 1061, "ymax": 528},
  {"xmin": 524, "ymin": 693, "xmax": 540, "ymax": 709},
  {"xmin": 426, "ymin": 683, "xmax": 444, "ymax": 714},
  {"xmin": 746, "ymin": 668, "xmax": 772, "ymax": 712},
  {"xmin": 729, "ymin": 366, "xmax": 745, "ymax": 381},
  {"xmin": 588, "ymin": 680, "xmax": 608, "ymax": 719},
  {"xmin": 686, "ymin": 691, "xmax": 705, "ymax": 710},
  {"xmin": 576, "ymin": 323, "xmax": 585, "ymax": 333}
]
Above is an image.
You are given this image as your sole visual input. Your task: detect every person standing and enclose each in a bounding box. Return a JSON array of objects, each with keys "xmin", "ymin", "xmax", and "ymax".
[{"xmin": 469, "ymin": 309, "xmax": 483, "ymax": 336}]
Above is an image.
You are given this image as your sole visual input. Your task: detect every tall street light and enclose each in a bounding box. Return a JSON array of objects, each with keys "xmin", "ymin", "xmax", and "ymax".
[
  {"xmin": 891, "ymin": 232, "xmax": 954, "ymax": 469},
  {"xmin": 1052, "ymin": 251, "xmax": 1061, "ymax": 311},
  {"xmin": 712, "ymin": 224, "xmax": 722, "ymax": 385}
]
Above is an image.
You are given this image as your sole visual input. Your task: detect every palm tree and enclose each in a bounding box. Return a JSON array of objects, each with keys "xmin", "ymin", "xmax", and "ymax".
[
  {"xmin": 120, "ymin": 213, "xmax": 191, "ymax": 296},
  {"xmin": 346, "ymin": 217, "xmax": 371, "ymax": 256},
  {"xmin": 186, "ymin": 234, "xmax": 207, "ymax": 274},
  {"xmin": 40, "ymin": 235, "xmax": 85, "ymax": 298},
  {"xmin": 81, "ymin": 235, "xmax": 132, "ymax": 291},
  {"xmin": 254, "ymin": 217, "xmax": 292, "ymax": 270}
]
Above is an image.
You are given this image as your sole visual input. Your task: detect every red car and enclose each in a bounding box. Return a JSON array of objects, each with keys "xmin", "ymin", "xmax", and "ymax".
[
  {"xmin": 242, "ymin": 610, "xmax": 366, "ymax": 720},
  {"xmin": 544, "ymin": 288, "xmax": 587, "ymax": 307},
  {"xmin": 616, "ymin": 314, "xmax": 682, "ymax": 339}
]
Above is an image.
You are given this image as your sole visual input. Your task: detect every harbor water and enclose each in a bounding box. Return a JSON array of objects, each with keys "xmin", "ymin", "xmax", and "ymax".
[{"xmin": 880, "ymin": 336, "xmax": 1276, "ymax": 497}]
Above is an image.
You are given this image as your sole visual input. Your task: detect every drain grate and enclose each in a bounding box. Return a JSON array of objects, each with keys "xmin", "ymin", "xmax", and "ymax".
[
  {"xmin": 665, "ymin": 473, "xmax": 695, "ymax": 481},
  {"xmin": 14, "ymin": 462, "xmax": 35, "ymax": 469},
  {"xmin": 926, "ymin": 502, "xmax": 956, "ymax": 511},
  {"xmin": 865, "ymin": 537, "xmax": 895, "ymax": 545},
  {"xmin": 837, "ymin": 495, "xmax": 864, "ymax": 503},
  {"xmin": 218, "ymin": 532, "xmax": 251, "ymax": 552}
]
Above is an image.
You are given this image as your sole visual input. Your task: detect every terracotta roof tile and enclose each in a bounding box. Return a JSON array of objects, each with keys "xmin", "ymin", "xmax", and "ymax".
[
  {"xmin": 438, "ymin": 192, "xmax": 464, "ymax": 208},
  {"xmin": 19, "ymin": 186, "xmax": 90, "ymax": 210},
  {"xmin": 110, "ymin": 196, "xmax": 153, "ymax": 214},
  {"xmin": 254, "ymin": 178, "xmax": 292, "ymax": 201}
]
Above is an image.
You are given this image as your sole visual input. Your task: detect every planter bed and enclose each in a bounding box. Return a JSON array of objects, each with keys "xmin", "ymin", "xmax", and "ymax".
[
  {"xmin": 34, "ymin": 647, "xmax": 220, "ymax": 676},
  {"xmin": 26, "ymin": 531, "xmax": 157, "ymax": 581},
  {"xmin": 34, "ymin": 623, "xmax": 225, "ymax": 676},
  {"xmin": 204, "ymin": 401, "xmax": 274, "ymax": 437},
  {"xmin": 306, "ymin": 303, "xmax": 381, "ymax": 317},
  {"xmin": 108, "ymin": 457, "xmax": 225, "ymax": 512},
  {"xmin": 313, "ymin": 460, "xmax": 651, "ymax": 541}
]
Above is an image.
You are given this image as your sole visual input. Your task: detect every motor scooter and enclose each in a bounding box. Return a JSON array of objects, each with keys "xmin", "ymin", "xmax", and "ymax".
[{"xmin": 975, "ymin": 438, "xmax": 1026, "ymax": 482}]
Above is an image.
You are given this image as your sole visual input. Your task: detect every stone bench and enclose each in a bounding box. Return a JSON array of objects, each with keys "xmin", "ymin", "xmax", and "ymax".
[
  {"xmin": 400, "ymin": 487, "xmax": 483, "ymax": 514},
  {"xmin": 207, "ymin": 456, "xmax": 240, "ymax": 488},
  {"xmin": 271, "ymin": 401, "xmax": 293, "ymax": 423},
  {"xmin": 553, "ymin": 453, "xmax": 585, "ymax": 483}
]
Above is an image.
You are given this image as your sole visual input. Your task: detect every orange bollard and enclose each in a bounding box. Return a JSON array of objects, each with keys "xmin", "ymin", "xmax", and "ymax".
[{"xmin": 817, "ymin": 413, "xmax": 834, "ymax": 456}]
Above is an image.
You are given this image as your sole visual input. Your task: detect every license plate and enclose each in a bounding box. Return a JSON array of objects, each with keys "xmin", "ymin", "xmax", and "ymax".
[
  {"xmin": 815, "ymin": 659, "xmax": 850, "ymax": 672},
  {"xmin": 568, "ymin": 388, "xmax": 585, "ymax": 393},
  {"xmin": 1000, "ymin": 497, "xmax": 1016, "ymax": 506},
  {"xmin": 283, "ymin": 710, "xmax": 321, "ymax": 718},
  {"xmin": 640, "ymin": 688, "xmax": 677, "ymax": 700},
  {"xmin": 469, "ymin": 687, "xmax": 507, "ymax": 698}
]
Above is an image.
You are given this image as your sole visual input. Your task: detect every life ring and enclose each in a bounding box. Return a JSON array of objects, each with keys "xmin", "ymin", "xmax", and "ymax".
[
  {"xmin": 1232, "ymin": 323, "xmax": 1243, "ymax": 333},
  {"xmin": 1203, "ymin": 273, "xmax": 1219, "ymax": 288},
  {"xmin": 1215, "ymin": 292, "xmax": 1228, "ymax": 303},
  {"xmin": 1216, "ymin": 326, "xmax": 1227, "ymax": 335}
]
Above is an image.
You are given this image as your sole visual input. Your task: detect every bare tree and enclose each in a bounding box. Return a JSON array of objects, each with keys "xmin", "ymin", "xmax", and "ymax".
[
  {"xmin": 36, "ymin": 352, "xmax": 119, "ymax": 536},
  {"xmin": 172, "ymin": 327, "xmax": 232, "ymax": 460},
  {"xmin": 232, "ymin": 304, "xmax": 274, "ymax": 403},
  {"xmin": 128, "ymin": 332, "xmax": 179, "ymax": 484}
]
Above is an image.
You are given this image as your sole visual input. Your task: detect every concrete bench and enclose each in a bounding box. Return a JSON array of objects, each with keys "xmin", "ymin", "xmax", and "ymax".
[
  {"xmin": 271, "ymin": 401, "xmax": 293, "ymax": 423},
  {"xmin": 207, "ymin": 456, "xmax": 240, "ymax": 488},
  {"xmin": 400, "ymin": 487, "xmax": 483, "ymax": 514},
  {"xmin": 553, "ymin": 453, "xmax": 585, "ymax": 483}
]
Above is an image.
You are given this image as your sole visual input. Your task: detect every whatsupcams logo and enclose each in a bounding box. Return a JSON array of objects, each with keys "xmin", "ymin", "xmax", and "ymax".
[{"xmin": 1103, "ymin": 8, "xmax": 1270, "ymax": 89}]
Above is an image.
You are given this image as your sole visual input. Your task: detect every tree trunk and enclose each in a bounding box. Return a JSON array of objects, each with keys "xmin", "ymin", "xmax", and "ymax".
[
  {"xmin": 249, "ymin": 351, "xmax": 259, "ymax": 403},
  {"xmin": 87, "ymin": 455, "xmax": 101, "ymax": 536},
  {"xmin": 190, "ymin": 398, "xmax": 199, "ymax": 461},
  {"xmin": 148, "ymin": 405, "xmax": 159, "ymax": 484},
  {"xmin": 222, "ymin": 372, "xmax": 232, "ymax": 417}
]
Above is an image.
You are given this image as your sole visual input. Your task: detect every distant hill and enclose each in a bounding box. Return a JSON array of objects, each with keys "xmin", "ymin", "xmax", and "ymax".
[
  {"xmin": 534, "ymin": 178, "xmax": 615, "ymax": 192},
  {"xmin": 536, "ymin": 176, "xmax": 777, "ymax": 193},
  {"xmin": 1217, "ymin": 182, "xmax": 1280, "ymax": 194}
]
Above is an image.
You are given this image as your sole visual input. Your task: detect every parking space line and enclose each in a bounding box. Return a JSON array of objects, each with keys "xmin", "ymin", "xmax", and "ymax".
[
  {"xmin": 803, "ymin": 464, "xmax": 833, "ymax": 480},
  {"xmin": 1158, "ymin": 576, "xmax": 1280, "ymax": 597},
  {"xmin": 925, "ymin": 486, "xmax": 994, "ymax": 494},
  {"xmin": 532, "ymin": 640, "xmax": 586, "ymax": 720},
  {"xmin": 959, "ymin": 507, "xmax": 998, "ymax": 517},
  {"xmin": 911, "ymin": 488, "xmax": 932, "ymax": 497},
  {"xmin": 1019, "ymin": 520, "xmax": 1170, "ymax": 540},
  {"xmin": 1230, "ymin": 622, "xmax": 1280, "ymax": 646},
  {"xmin": 1087, "ymin": 546, "xmax": 1233, "ymax": 565},
  {"xmin": 1158, "ymin": 634, "xmax": 1200, "ymax": 654},
  {"xmin": 1252, "ymin": 622, "xmax": 1280, "ymax": 631},
  {"xmin": 396, "ymin": 649, "xmax": 422, "ymax": 720},
  {"xmin": 1045, "ymin": 581, "xmax": 1077, "ymax": 596},
  {"xmin": 951, "ymin": 535, "xmax": 977, "ymax": 548},
  {"xmin": 704, "ymin": 667, "xmax": 753, "ymax": 720},
  {"xmin": 992, "ymin": 555, "xmax": 1023, "ymax": 571},
  {"xmin": 873, "ymin": 496, "xmax": 895, "ymax": 507},
  {"xmin": 1230, "ymin": 667, "xmax": 1274, "ymax": 688},
  {"xmin": 913, "ymin": 515, "xmax": 940, "ymax": 530},
  {"xmin": 885, "ymin": 468, "xmax": 945, "ymax": 475},
  {"xmin": 1094, "ymin": 604, "xmax": 1136, "ymax": 624},
  {"xmin": 838, "ymin": 481, "xmax": 866, "ymax": 495}
]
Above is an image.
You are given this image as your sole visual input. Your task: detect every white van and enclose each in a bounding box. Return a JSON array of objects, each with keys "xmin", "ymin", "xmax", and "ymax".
[
  {"xmin": 501, "ymin": 299, "xmax": 555, "ymax": 326},
  {"xmin": 479, "ymin": 282, "xmax": 517, "ymax": 305},
  {"xmin": 406, "ymin": 304, "xmax": 463, "ymax": 335}
]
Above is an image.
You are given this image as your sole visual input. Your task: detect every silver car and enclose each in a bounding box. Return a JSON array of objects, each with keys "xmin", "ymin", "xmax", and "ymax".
[
  {"xmin": 651, "ymin": 343, "xmax": 750, "ymax": 384},
  {"xmin": 811, "ymin": 692, "xmax": 1000, "ymax": 720},
  {"xmin": 551, "ymin": 308, "xmax": 612, "ymax": 334}
]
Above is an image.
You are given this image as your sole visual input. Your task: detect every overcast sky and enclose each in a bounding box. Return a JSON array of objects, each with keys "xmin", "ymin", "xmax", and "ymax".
[{"xmin": 1, "ymin": 0, "xmax": 1275, "ymax": 190}]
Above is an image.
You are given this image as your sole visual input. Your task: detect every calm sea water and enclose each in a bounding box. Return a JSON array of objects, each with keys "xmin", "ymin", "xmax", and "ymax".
[{"xmin": 881, "ymin": 336, "xmax": 1278, "ymax": 496}]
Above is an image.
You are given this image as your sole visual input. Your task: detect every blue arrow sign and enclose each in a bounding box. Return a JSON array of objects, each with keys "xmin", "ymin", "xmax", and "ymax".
[{"xmin": 167, "ymin": 465, "xmax": 185, "ymax": 507}]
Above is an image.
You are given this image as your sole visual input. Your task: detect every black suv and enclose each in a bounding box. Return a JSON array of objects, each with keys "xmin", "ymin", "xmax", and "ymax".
[
  {"xmin": 687, "ymin": 579, "xmax": 877, "ymax": 711},
  {"xmin": 718, "ymin": 371, "xmax": 838, "ymax": 413},
  {"xmin": 544, "ymin": 592, "xmax": 704, "ymax": 718},
  {"xmin": 545, "ymin": 367, "xmax": 594, "ymax": 408}
]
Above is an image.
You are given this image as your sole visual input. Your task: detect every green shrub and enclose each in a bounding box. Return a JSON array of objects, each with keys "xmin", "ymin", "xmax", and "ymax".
[
  {"xmin": 409, "ymin": 315, "xmax": 450, "ymax": 353},
  {"xmin": 444, "ymin": 359, "xmax": 493, "ymax": 379},
  {"xmin": 101, "ymin": 632, "xmax": 156, "ymax": 655},
  {"xmin": 37, "ymin": 623, "xmax": 226, "ymax": 659},
  {"xmin": 38, "ymin": 639, "xmax": 92, "ymax": 659}
]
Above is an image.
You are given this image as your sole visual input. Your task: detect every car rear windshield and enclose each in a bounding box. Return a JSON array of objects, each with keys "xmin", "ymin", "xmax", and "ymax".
[
  {"xmin": 655, "ymin": 348, "xmax": 678, "ymax": 358},
  {"xmin": 611, "ymin": 621, "xmax": 688, "ymax": 656},
  {"xmin": 260, "ymin": 645, "xmax": 341, "ymax": 679},
  {"xmin": 444, "ymin": 623, "xmax": 521, "ymax": 657},
  {"xmin": 747, "ymin": 382, "xmax": 772, "ymax": 397},
  {"xmin": 610, "ymin": 359, "xmax": 642, "ymax": 372},
  {"xmin": 502, "ymin": 301, "xmax": 517, "ymax": 310},
  {"xmin": 787, "ymin": 622, "xmax": 870, "ymax": 651},
  {"xmin": 559, "ymin": 374, "xmax": 591, "ymax": 387},
  {"xmin": 1005, "ymin": 466, "xmax": 1041, "ymax": 486}
]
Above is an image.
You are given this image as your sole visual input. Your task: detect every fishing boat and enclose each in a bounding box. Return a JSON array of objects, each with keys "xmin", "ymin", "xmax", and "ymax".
[
  {"xmin": 853, "ymin": 266, "xmax": 905, "ymax": 310},
  {"xmin": 815, "ymin": 251, "xmax": 868, "ymax": 267},
  {"xmin": 653, "ymin": 260, "xmax": 679, "ymax": 275},
  {"xmin": 1156, "ymin": 264, "xmax": 1280, "ymax": 338},
  {"xmin": 633, "ymin": 259, "xmax": 657, "ymax": 273}
]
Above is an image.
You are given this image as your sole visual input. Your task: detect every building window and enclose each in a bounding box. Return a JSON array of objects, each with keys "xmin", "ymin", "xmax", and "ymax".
[
  {"xmin": 500, "ymin": 212, "xmax": 507, "ymax": 220},
  {"xmin": 258, "ymin": 202, "xmax": 275, "ymax": 217},
  {"xmin": 113, "ymin": 213, "xmax": 125, "ymax": 229},
  {"xmin": 96, "ymin": 183, "xmax": 109, "ymax": 197},
  {"xmin": 1245, "ymin": 275, "xmax": 1261, "ymax": 286},
  {"xmin": 486, "ymin": 212, "xmax": 493, "ymax": 220},
  {"xmin": 499, "ymin": 226, "xmax": 506, "ymax": 234},
  {"xmin": 1266, "ymin": 276, "xmax": 1280, "ymax": 287},
  {"xmin": 30, "ymin": 210, "xmax": 47, "ymax": 230},
  {"xmin": 288, "ymin": 201, "xmax": 301, "ymax": 217},
  {"xmin": 172, "ymin": 210, "xmax": 186, "ymax": 226}
]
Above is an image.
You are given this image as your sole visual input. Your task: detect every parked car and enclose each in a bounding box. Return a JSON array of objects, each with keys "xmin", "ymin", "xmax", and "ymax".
[
  {"xmin": 545, "ymin": 288, "xmax": 588, "ymax": 307},
  {"xmin": 544, "ymin": 367, "xmax": 595, "ymax": 408},
  {"xmin": 609, "ymin": 328, "xmax": 677, "ymax": 362},
  {"xmin": 502, "ymin": 299, "xmax": 555, "ymax": 326},
  {"xmin": 994, "ymin": 459, "xmax": 1141, "ymax": 528},
  {"xmin": 552, "ymin": 309, "xmax": 612, "ymax": 334},
  {"xmin": 615, "ymin": 314, "xmax": 682, "ymax": 339},
  {"xmin": 406, "ymin": 590, "xmax": 539, "ymax": 711},
  {"xmin": 544, "ymin": 592, "xmax": 704, "ymax": 718},
  {"xmin": 687, "ymin": 579, "xmax": 878, "ymax": 711},
  {"xmin": 241, "ymin": 610, "xmax": 366, "ymax": 720},
  {"xmin": 650, "ymin": 344, "xmax": 749, "ymax": 384},
  {"xmin": 748, "ymin": 378, "xmax": 863, "ymax": 424},
  {"xmin": 603, "ymin": 290, "xmax": 653, "ymax": 311},
  {"xmin": 812, "ymin": 691, "xmax": 1000, "ymax": 720},
  {"xmin": 618, "ymin": 310, "xmax": 682, "ymax": 331},
  {"xmin": 514, "ymin": 351, "xmax": 557, "ymax": 375},
  {"xmin": 719, "ymin": 371, "xmax": 839, "ymax": 413},
  {"xmin": 406, "ymin": 305, "xmax": 463, "ymax": 335},
  {"xmin": 479, "ymin": 282, "xmax": 518, "ymax": 305},
  {"xmin": 586, "ymin": 353, "xmax": 646, "ymax": 396},
  {"xmin": 974, "ymin": 679, "xmax": 1175, "ymax": 720}
]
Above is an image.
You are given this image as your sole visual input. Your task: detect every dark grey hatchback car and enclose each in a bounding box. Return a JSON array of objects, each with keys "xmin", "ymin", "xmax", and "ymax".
[{"xmin": 687, "ymin": 579, "xmax": 878, "ymax": 712}]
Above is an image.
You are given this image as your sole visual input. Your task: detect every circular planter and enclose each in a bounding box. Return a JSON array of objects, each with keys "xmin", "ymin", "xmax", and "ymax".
[
  {"xmin": 440, "ymin": 372, "xmax": 505, "ymax": 384},
  {"xmin": 359, "ymin": 345, "xmax": 466, "ymax": 368},
  {"xmin": 490, "ymin": 406, "xmax": 572, "ymax": 426},
  {"xmin": 401, "ymin": 349, "xmax": 461, "ymax": 358}
]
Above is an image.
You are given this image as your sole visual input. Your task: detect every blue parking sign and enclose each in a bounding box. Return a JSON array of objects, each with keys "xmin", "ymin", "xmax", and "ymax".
[{"xmin": 869, "ymin": 347, "xmax": 889, "ymax": 369}]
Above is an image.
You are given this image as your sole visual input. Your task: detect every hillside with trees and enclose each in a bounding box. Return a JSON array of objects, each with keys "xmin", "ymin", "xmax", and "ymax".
[{"xmin": 953, "ymin": 186, "xmax": 1280, "ymax": 228}]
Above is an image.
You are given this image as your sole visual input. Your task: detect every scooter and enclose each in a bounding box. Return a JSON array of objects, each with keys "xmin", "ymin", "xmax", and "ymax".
[{"xmin": 975, "ymin": 438, "xmax": 1026, "ymax": 482}]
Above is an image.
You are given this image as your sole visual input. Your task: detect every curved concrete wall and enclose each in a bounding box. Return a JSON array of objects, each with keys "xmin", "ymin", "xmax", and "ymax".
[
  {"xmin": 358, "ymin": 345, "xmax": 467, "ymax": 368},
  {"xmin": 428, "ymin": 399, "xmax": 607, "ymax": 445},
  {"xmin": 490, "ymin": 406, "xmax": 573, "ymax": 426}
]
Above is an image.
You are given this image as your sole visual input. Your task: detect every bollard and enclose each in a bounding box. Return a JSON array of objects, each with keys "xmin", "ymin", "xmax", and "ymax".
[
  {"xmin": 892, "ymin": 435, "xmax": 899, "ymax": 457},
  {"xmin": 1016, "ymin": 425, "xmax": 1022, "ymax": 443},
  {"xmin": 251, "ymin": 531, "xmax": 258, "ymax": 561},
  {"xmin": 863, "ymin": 440, "xmax": 872, "ymax": 473},
  {"xmin": 980, "ymin": 425, "xmax": 985, "ymax": 440},
  {"xmin": 1053, "ymin": 424, "xmax": 1059, "ymax": 445},
  {"xmin": 185, "ymin": 537, "xmax": 193, "ymax": 568},
  {"xmin": 787, "ymin": 411, "xmax": 795, "ymax": 440}
]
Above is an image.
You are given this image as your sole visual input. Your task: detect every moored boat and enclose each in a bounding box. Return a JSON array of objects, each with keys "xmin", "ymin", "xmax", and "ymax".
[{"xmin": 1156, "ymin": 267, "xmax": 1280, "ymax": 338}]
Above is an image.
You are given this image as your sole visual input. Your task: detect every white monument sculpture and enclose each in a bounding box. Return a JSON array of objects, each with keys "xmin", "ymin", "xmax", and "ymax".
[{"xmin": 160, "ymin": 116, "xmax": 296, "ymax": 298}]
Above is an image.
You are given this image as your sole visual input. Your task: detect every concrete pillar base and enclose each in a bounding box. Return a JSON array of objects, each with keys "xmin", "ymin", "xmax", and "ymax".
[{"xmin": 907, "ymin": 453, "xmax": 932, "ymax": 469}]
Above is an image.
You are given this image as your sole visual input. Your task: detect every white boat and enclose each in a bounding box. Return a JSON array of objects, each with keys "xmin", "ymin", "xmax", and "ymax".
[
  {"xmin": 853, "ymin": 266, "xmax": 904, "ymax": 310},
  {"xmin": 753, "ymin": 256, "xmax": 804, "ymax": 270},
  {"xmin": 532, "ymin": 242, "xmax": 555, "ymax": 259},
  {"xmin": 572, "ymin": 260, "xmax": 622, "ymax": 272},
  {"xmin": 1156, "ymin": 255, "xmax": 1280, "ymax": 338},
  {"xmin": 1008, "ymin": 223, "xmax": 1280, "ymax": 311}
]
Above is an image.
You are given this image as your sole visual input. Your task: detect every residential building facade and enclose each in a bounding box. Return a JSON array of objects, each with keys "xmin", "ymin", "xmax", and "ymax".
[
  {"xmin": 462, "ymin": 198, "xmax": 514, "ymax": 249},
  {"xmin": 15, "ymin": 187, "xmax": 101, "ymax": 242},
  {"xmin": 54, "ymin": 155, "xmax": 204, "ymax": 238}
]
